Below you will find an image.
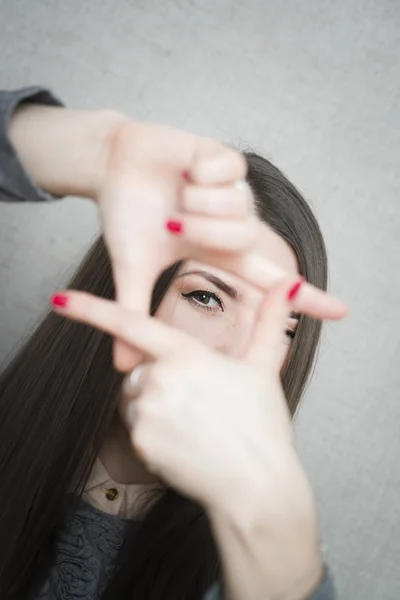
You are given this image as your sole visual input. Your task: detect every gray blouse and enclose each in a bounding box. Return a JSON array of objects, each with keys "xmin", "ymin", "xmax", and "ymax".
[
  {"xmin": 0, "ymin": 86, "xmax": 335, "ymax": 600},
  {"xmin": 35, "ymin": 500, "xmax": 130, "ymax": 599}
]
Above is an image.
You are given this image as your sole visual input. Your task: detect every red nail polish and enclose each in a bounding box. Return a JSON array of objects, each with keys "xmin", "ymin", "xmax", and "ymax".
[
  {"xmin": 182, "ymin": 170, "xmax": 191, "ymax": 182},
  {"xmin": 288, "ymin": 279, "xmax": 304, "ymax": 301},
  {"xmin": 166, "ymin": 219, "xmax": 184, "ymax": 235},
  {"xmin": 50, "ymin": 293, "xmax": 69, "ymax": 308}
]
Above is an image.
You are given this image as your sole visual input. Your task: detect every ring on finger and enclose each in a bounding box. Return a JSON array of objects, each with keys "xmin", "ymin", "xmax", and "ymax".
[
  {"xmin": 235, "ymin": 179, "xmax": 254, "ymax": 214},
  {"xmin": 124, "ymin": 364, "xmax": 145, "ymax": 399},
  {"xmin": 126, "ymin": 399, "xmax": 137, "ymax": 426},
  {"xmin": 234, "ymin": 179, "xmax": 248, "ymax": 192}
]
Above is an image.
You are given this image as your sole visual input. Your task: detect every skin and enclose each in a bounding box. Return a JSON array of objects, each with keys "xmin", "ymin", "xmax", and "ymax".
[
  {"xmin": 100, "ymin": 222, "xmax": 300, "ymax": 486},
  {"xmin": 158, "ymin": 224, "xmax": 299, "ymax": 359},
  {"xmin": 10, "ymin": 104, "xmax": 347, "ymax": 375},
  {"xmin": 58, "ymin": 273, "xmax": 322, "ymax": 600},
  {"xmin": 8, "ymin": 104, "xmax": 344, "ymax": 599}
]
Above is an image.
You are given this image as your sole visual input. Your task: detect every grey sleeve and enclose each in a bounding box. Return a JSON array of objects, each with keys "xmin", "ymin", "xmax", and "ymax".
[
  {"xmin": 0, "ymin": 86, "xmax": 63, "ymax": 202},
  {"xmin": 204, "ymin": 569, "xmax": 335, "ymax": 600}
]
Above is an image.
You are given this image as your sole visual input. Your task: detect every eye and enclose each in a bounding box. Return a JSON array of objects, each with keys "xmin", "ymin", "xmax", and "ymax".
[
  {"xmin": 285, "ymin": 312, "xmax": 300, "ymax": 341},
  {"xmin": 181, "ymin": 289, "xmax": 224, "ymax": 313}
]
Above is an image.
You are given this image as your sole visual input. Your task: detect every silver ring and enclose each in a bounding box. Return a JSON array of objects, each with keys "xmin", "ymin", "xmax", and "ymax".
[
  {"xmin": 235, "ymin": 179, "xmax": 255, "ymax": 215},
  {"xmin": 125, "ymin": 365, "xmax": 144, "ymax": 425},
  {"xmin": 127, "ymin": 365, "xmax": 144, "ymax": 396},
  {"xmin": 234, "ymin": 179, "xmax": 248, "ymax": 192}
]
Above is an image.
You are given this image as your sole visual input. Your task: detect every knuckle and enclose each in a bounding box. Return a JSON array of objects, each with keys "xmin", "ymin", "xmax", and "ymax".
[
  {"xmin": 107, "ymin": 119, "xmax": 139, "ymax": 165},
  {"xmin": 183, "ymin": 184, "xmax": 249, "ymax": 218}
]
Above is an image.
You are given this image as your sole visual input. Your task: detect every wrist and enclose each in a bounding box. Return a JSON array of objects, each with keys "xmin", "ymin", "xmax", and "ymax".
[
  {"xmin": 206, "ymin": 444, "xmax": 309, "ymax": 524},
  {"xmin": 9, "ymin": 103, "xmax": 126, "ymax": 199},
  {"xmin": 207, "ymin": 455, "xmax": 322, "ymax": 600}
]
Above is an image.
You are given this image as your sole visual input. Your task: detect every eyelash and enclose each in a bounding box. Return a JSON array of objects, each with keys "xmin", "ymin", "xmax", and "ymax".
[
  {"xmin": 181, "ymin": 289, "xmax": 224, "ymax": 313},
  {"xmin": 181, "ymin": 289, "xmax": 297, "ymax": 338}
]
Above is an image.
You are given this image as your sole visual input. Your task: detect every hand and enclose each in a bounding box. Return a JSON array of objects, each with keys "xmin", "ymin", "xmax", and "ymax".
[
  {"xmin": 10, "ymin": 106, "xmax": 347, "ymax": 374},
  {"xmin": 53, "ymin": 278, "xmax": 306, "ymax": 508},
  {"xmin": 97, "ymin": 121, "xmax": 347, "ymax": 370},
  {"xmin": 52, "ymin": 278, "xmax": 323, "ymax": 599},
  {"xmin": 98, "ymin": 120, "xmax": 255, "ymax": 370}
]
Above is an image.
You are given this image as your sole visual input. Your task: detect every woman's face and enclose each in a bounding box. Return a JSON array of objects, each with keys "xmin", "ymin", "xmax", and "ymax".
[{"xmin": 157, "ymin": 222, "xmax": 299, "ymax": 369}]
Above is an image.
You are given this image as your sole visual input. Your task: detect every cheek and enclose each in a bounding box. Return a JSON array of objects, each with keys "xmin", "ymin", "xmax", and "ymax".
[
  {"xmin": 168, "ymin": 310, "xmax": 226, "ymax": 349},
  {"xmin": 277, "ymin": 340, "xmax": 292, "ymax": 373},
  {"xmin": 155, "ymin": 288, "xmax": 294, "ymax": 361},
  {"xmin": 156, "ymin": 295, "xmax": 233, "ymax": 351}
]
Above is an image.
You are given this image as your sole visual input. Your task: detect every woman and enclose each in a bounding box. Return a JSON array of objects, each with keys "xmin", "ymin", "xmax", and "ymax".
[{"xmin": 0, "ymin": 87, "xmax": 344, "ymax": 599}]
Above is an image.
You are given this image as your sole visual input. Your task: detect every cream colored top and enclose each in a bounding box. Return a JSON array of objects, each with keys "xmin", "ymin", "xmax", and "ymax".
[{"xmin": 81, "ymin": 458, "xmax": 159, "ymax": 519}]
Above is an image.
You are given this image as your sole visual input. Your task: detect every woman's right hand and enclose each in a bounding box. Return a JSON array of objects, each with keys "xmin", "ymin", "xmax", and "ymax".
[
  {"xmin": 10, "ymin": 103, "xmax": 347, "ymax": 372},
  {"xmin": 51, "ymin": 279, "xmax": 324, "ymax": 600}
]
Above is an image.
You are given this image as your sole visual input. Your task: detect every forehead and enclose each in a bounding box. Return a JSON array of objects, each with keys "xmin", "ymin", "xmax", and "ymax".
[{"xmin": 182, "ymin": 221, "xmax": 299, "ymax": 285}]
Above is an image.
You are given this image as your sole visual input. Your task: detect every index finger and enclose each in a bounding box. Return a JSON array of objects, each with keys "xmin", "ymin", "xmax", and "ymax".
[
  {"xmin": 193, "ymin": 250, "xmax": 348, "ymax": 321},
  {"xmin": 50, "ymin": 290, "xmax": 203, "ymax": 362}
]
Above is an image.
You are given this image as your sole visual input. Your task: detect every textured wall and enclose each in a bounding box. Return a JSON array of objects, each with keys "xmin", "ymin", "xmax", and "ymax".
[{"xmin": 0, "ymin": 1, "xmax": 399, "ymax": 598}]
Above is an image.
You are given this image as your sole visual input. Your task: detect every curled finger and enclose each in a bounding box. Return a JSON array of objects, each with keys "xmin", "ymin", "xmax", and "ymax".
[
  {"xmin": 166, "ymin": 213, "xmax": 258, "ymax": 253},
  {"xmin": 198, "ymin": 251, "xmax": 348, "ymax": 321},
  {"xmin": 189, "ymin": 141, "xmax": 247, "ymax": 185},
  {"xmin": 245, "ymin": 278, "xmax": 303, "ymax": 373},
  {"xmin": 49, "ymin": 290, "xmax": 205, "ymax": 359},
  {"xmin": 181, "ymin": 180, "xmax": 253, "ymax": 219}
]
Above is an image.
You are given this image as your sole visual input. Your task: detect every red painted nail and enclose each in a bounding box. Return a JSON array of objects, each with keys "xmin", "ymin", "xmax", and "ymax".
[
  {"xmin": 50, "ymin": 293, "xmax": 69, "ymax": 308},
  {"xmin": 287, "ymin": 279, "xmax": 304, "ymax": 301},
  {"xmin": 182, "ymin": 170, "xmax": 191, "ymax": 182},
  {"xmin": 166, "ymin": 219, "xmax": 184, "ymax": 235}
]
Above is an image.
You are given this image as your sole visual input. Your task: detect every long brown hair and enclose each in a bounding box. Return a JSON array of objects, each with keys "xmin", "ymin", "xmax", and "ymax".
[{"xmin": 0, "ymin": 153, "xmax": 327, "ymax": 599}]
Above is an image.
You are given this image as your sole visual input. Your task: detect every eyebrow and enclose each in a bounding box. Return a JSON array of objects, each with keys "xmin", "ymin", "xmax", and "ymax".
[
  {"xmin": 176, "ymin": 269, "xmax": 239, "ymax": 300},
  {"xmin": 176, "ymin": 271, "xmax": 303, "ymax": 315}
]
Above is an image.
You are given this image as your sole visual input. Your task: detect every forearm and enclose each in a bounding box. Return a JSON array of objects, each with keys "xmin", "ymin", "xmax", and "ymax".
[
  {"xmin": 208, "ymin": 457, "xmax": 323, "ymax": 600},
  {"xmin": 8, "ymin": 103, "xmax": 125, "ymax": 199}
]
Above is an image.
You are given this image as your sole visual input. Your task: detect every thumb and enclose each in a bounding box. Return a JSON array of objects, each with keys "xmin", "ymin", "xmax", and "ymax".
[
  {"xmin": 112, "ymin": 256, "xmax": 155, "ymax": 371},
  {"xmin": 100, "ymin": 176, "xmax": 170, "ymax": 372},
  {"xmin": 245, "ymin": 278, "xmax": 304, "ymax": 374}
]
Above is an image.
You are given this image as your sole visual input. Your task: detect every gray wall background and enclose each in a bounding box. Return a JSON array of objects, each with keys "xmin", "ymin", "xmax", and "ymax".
[{"xmin": 0, "ymin": 0, "xmax": 399, "ymax": 598}]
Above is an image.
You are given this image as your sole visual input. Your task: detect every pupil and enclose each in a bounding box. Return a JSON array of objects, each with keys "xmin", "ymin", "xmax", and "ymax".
[{"xmin": 198, "ymin": 293, "xmax": 209, "ymax": 304}]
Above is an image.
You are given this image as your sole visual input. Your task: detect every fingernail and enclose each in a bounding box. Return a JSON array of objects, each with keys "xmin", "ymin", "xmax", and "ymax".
[
  {"xmin": 50, "ymin": 293, "xmax": 69, "ymax": 308},
  {"xmin": 166, "ymin": 219, "xmax": 184, "ymax": 235},
  {"xmin": 182, "ymin": 170, "xmax": 191, "ymax": 182},
  {"xmin": 287, "ymin": 279, "xmax": 304, "ymax": 301}
]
